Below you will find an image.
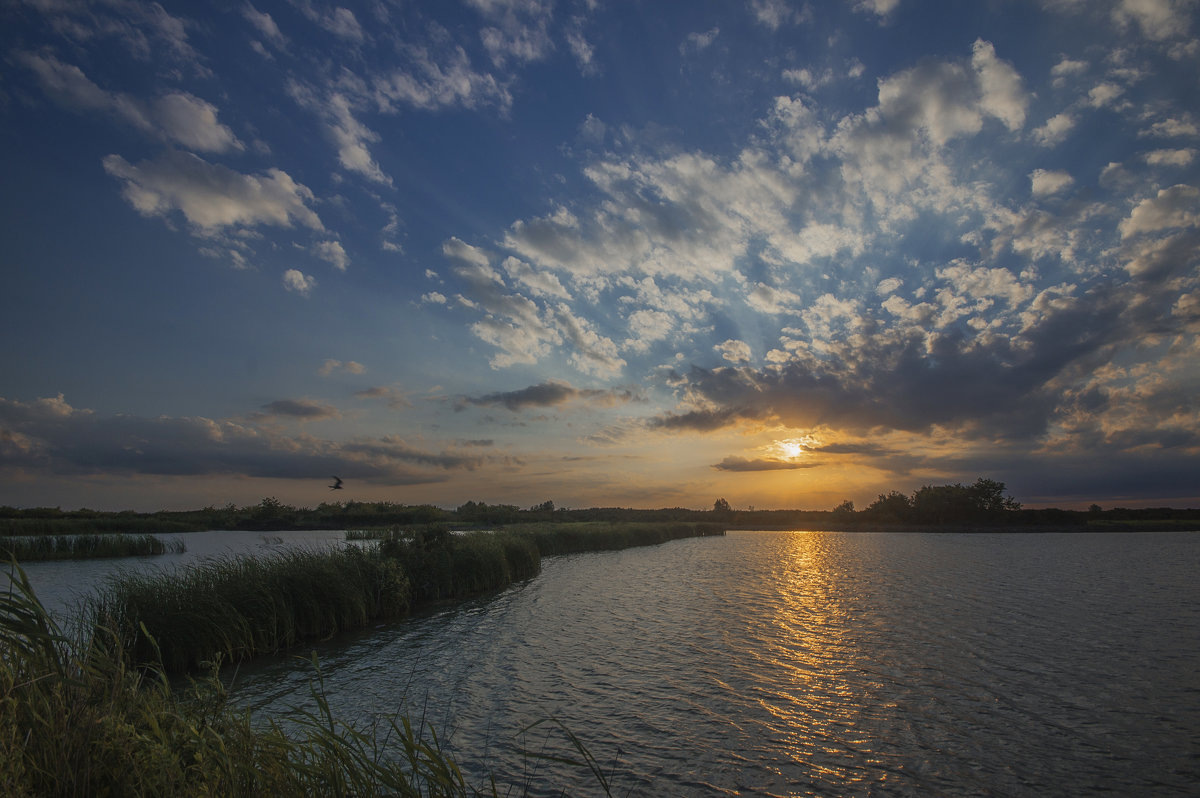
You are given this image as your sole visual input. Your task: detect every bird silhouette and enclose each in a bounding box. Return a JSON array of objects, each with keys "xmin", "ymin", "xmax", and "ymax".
[{"xmin": 330, "ymin": 476, "xmax": 344, "ymax": 490}]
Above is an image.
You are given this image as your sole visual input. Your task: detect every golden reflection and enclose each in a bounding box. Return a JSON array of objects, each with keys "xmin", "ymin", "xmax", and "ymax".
[{"xmin": 755, "ymin": 531, "xmax": 884, "ymax": 790}]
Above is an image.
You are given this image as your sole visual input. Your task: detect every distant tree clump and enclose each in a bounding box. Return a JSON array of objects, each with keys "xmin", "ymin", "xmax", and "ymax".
[
  {"xmin": 712, "ymin": 498, "xmax": 731, "ymax": 513},
  {"xmin": 874, "ymin": 477, "xmax": 1021, "ymax": 524}
]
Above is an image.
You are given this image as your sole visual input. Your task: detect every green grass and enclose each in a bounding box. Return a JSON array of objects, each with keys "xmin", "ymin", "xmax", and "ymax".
[
  {"xmin": 0, "ymin": 533, "xmax": 185, "ymax": 561},
  {"xmin": 504, "ymin": 520, "xmax": 726, "ymax": 556},
  {"xmin": 90, "ymin": 546, "xmax": 412, "ymax": 674},
  {"xmin": 0, "ymin": 564, "xmax": 501, "ymax": 797}
]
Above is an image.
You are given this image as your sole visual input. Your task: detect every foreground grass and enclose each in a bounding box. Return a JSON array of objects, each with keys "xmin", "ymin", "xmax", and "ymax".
[
  {"xmin": 1, "ymin": 565, "xmax": 489, "ymax": 797},
  {"xmin": 0, "ymin": 533, "xmax": 185, "ymax": 562},
  {"xmin": 90, "ymin": 522, "xmax": 719, "ymax": 676}
]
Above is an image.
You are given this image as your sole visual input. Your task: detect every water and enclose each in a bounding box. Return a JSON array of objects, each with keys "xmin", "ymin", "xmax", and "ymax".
[
  {"xmin": 223, "ymin": 531, "xmax": 1200, "ymax": 797},
  {"xmin": 10, "ymin": 530, "xmax": 1199, "ymax": 795},
  {"xmin": 6, "ymin": 529, "xmax": 349, "ymax": 621}
]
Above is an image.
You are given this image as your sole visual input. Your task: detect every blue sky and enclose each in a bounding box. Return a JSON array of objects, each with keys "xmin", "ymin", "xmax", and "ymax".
[{"xmin": 2, "ymin": 0, "xmax": 1198, "ymax": 512}]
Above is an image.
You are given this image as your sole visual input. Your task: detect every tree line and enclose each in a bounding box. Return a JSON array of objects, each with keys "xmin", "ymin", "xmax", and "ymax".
[{"xmin": 2, "ymin": 477, "xmax": 1198, "ymax": 535}]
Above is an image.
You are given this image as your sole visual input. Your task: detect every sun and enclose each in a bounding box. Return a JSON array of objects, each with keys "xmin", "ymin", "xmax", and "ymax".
[{"xmin": 772, "ymin": 437, "xmax": 814, "ymax": 461}]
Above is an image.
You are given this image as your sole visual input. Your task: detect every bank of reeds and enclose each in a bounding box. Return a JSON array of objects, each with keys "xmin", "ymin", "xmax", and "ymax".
[
  {"xmin": 0, "ymin": 565, "xmax": 489, "ymax": 797},
  {"xmin": 0, "ymin": 533, "xmax": 185, "ymax": 562},
  {"xmin": 506, "ymin": 520, "xmax": 726, "ymax": 556},
  {"xmin": 88, "ymin": 522, "xmax": 721, "ymax": 675},
  {"xmin": 91, "ymin": 546, "xmax": 412, "ymax": 674}
]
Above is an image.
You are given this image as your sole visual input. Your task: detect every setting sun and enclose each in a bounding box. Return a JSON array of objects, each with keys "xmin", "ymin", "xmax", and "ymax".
[{"xmin": 772, "ymin": 437, "xmax": 815, "ymax": 461}]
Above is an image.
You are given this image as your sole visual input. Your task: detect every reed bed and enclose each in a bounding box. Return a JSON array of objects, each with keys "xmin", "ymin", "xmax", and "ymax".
[
  {"xmin": 0, "ymin": 533, "xmax": 185, "ymax": 561},
  {"xmin": 506, "ymin": 520, "xmax": 726, "ymax": 556},
  {"xmin": 91, "ymin": 547, "xmax": 411, "ymax": 674},
  {"xmin": 86, "ymin": 522, "xmax": 720, "ymax": 675},
  {"xmin": 0, "ymin": 566, "xmax": 492, "ymax": 797}
]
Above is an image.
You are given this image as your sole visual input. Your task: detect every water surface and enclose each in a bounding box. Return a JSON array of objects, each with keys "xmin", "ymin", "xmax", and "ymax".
[{"xmin": 224, "ymin": 531, "xmax": 1200, "ymax": 796}]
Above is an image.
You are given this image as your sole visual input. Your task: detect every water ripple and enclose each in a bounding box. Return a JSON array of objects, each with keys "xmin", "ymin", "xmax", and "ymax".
[{"xmin": 229, "ymin": 531, "xmax": 1200, "ymax": 796}]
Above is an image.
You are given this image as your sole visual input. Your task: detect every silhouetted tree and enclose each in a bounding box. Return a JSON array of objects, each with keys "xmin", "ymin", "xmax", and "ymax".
[
  {"xmin": 713, "ymin": 498, "xmax": 731, "ymax": 513},
  {"xmin": 832, "ymin": 500, "xmax": 855, "ymax": 518},
  {"xmin": 864, "ymin": 491, "xmax": 912, "ymax": 522}
]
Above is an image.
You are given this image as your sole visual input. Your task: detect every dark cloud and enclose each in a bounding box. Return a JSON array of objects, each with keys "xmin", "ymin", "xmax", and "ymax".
[
  {"xmin": 713, "ymin": 456, "xmax": 821, "ymax": 472},
  {"xmin": 259, "ymin": 399, "xmax": 339, "ymax": 420},
  {"xmin": 460, "ymin": 379, "xmax": 636, "ymax": 412},
  {"xmin": 0, "ymin": 395, "xmax": 482, "ymax": 485}
]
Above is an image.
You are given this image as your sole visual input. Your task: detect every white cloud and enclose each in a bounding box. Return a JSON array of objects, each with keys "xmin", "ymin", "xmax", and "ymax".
[
  {"xmin": 1112, "ymin": 0, "xmax": 1192, "ymax": 40},
  {"xmin": 715, "ymin": 339, "xmax": 753, "ymax": 363},
  {"xmin": 750, "ymin": 0, "xmax": 801, "ymax": 28},
  {"xmin": 315, "ymin": 240, "xmax": 350, "ymax": 271},
  {"xmin": 324, "ymin": 7, "xmax": 364, "ymax": 41},
  {"xmin": 153, "ymin": 92, "xmax": 244, "ymax": 153},
  {"xmin": 17, "ymin": 53, "xmax": 242, "ymax": 153},
  {"xmin": 502, "ymin": 256, "xmax": 571, "ymax": 298},
  {"xmin": 625, "ymin": 309, "xmax": 675, "ymax": 352},
  {"xmin": 422, "ymin": 291, "xmax": 447, "ymax": 305},
  {"xmin": 854, "ymin": 0, "xmax": 902, "ymax": 17},
  {"xmin": 683, "ymin": 27, "xmax": 720, "ymax": 53},
  {"xmin": 102, "ymin": 151, "xmax": 324, "ymax": 234},
  {"xmin": 876, "ymin": 277, "xmax": 904, "ymax": 295},
  {"xmin": 1144, "ymin": 148, "xmax": 1197, "ymax": 166},
  {"xmin": 1088, "ymin": 82, "xmax": 1124, "ymax": 108},
  {"xmin": 283, "ymin": 269, "xmax": 316, "ymax": 296},
  {"xmin": 1033, "ymin": 112, "xmax": 1076, "ymax": 146},
  {"xmin": 374, "ymin": 45, "xmax": 511, "ymax": 112},
  {"xmin": 1050, "ymin": 57, "xmax": 1088, "ymax": 84},
  {"xmin": 1120, "ymin": 184, "xmax": 1200, "ymax": 238},
  {"xmin": 319, "ymin": 359, "xmax": 366, "ymax": 376},
  {"xmin": 288, "ymin": 83, "xmax": 391, "ymax": 185},
  {"xmin": 1030, "ymin": 168, "xmax": 1075, "ymax": 196},
  {"xmin": 243, "ymin": 4, "xmax": 287, "ymax": 48}
]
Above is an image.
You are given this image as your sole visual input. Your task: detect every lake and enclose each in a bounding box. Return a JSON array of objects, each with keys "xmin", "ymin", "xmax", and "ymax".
[{"xmin": 11, "ymin": 529, "xmax": 1200, "ymax": 796}]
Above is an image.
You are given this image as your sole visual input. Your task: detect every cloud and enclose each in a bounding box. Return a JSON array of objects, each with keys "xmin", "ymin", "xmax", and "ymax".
[
  {"xmin": 713, "ymin": 456, "xmax": 821, "ymax": 472},
  {"xmin": 1030, "ymin": 168, "xmax": 1074, "ymax": 196},
  {"xmin": 460, "ymin": 379, "xmax": 635, "ymax": 412},
  {"xmin": 1112, "ymin": 0, "xmax": 1193, "ymax": 40},
  {"xmin": 315, "ymin": 240, "xmax": 350, "ymax": 271},
  {"xmin": 469, "ymin": 0, "xmax": 555, "ymax": 67},
  {"xmin": 319, "ymin": 360, "xmax": 366, "ymax": 376},
  {"xmin": 0, "ymin": 395, "xmax": 477, "ymax": 484},
  {"xmin": 102, "ymin": 151, "xmax": 323, "ymax": 234},
  {"xmin": 1033, "ymin": 112, "xmax": 1076, "ymax": 146},
  {"xmin": 258, "ymin": 399, "xmax": 340, "ymax": 421},
  {"xmin": 17, "ymin": 53, "xmax": 242, "ymax": 153},
  {"xmin": 1120, "ymin": 184, "xmax": 1200, "ymax": 238},
  {"xmin": 1144, "ymin": 148, "xmax": 1197, "ymax": 166},
  {"xmin": 283, "ymin": 269, "xmax": 317, "ymax": 295},
  {"xmin": 354, "ymin": 386, "xmax": 411, "ymax": 408},
  {"xmin": 715, "ymin": 339, "xmax": 753, "ymax": 364},
  {"xmin": 288, "ymin": 83, "xmax": 392, "ymax": 185},
  {"xmin": 682, "ymin": 27, "xmax": 720, "ymax": 53},
  {"xmin": 374, "ymin": 41, "xmax": 512, "ymax": 113},
  {"xmin": 243, "ymin": 4, "xmax": 287, "ymax": 48}
]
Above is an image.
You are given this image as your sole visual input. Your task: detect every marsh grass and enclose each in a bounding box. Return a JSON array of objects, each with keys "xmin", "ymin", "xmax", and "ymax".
[
  {"xmin": 0, "ymin": 533, "xmax": 185, "ymax": 562},
  {"xmin": 505, "ymin": 520, "xmax": 726, "ymax": 556},
  {"xmin": 91, "ymin": 547, "xmax": 411, "ymax": 673},
  {"xmin": 0, "ymin": 564, "xmax": 498, "ymax": 797}
]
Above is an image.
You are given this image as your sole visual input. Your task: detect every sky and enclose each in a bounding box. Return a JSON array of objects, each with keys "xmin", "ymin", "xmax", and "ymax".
[{"xmin": 1, "ymin": 0, "xmax": 1198, "ymax": 513}]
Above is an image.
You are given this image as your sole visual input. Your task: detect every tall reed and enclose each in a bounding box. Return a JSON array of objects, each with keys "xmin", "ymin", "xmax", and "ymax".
[
  {"xmin": 0, "ymin": 564, "xmax": 489, "ymax": 796},
  {"xmin": 91, "ymin": 546, "xmax": 411, "ymax": 673},
  {"xmin": 0, "ymin": 533, "xmax": 185, "ymax": 561},
  {"xmin": 507, "ymin": 521, "xmax": 725, "ymax": 556}
]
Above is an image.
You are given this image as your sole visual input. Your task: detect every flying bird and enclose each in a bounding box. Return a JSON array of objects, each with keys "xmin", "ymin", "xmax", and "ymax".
[{"xmin": 330, "ymin": 476, "xmax": 344, "ymax": 490}]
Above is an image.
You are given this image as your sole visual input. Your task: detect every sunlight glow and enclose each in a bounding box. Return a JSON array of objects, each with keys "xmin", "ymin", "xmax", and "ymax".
[{"xmin": 772, "ymin": 436, "xmax": 817, "ymax": 461}]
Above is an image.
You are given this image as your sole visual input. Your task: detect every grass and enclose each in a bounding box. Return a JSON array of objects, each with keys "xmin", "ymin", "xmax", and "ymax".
[
  {"xmin": 0, "ymin": 533, "xmax": 185, "ymax": 562},
  {"xmin": 0, "ymin": 564, "xmax": 505, "ymax": 797},
  {"xmin": 90, "ymin": 546, "xmax": 412, "ymax": 674},
  {"xmin": 2, "ymin": 520, "xmax": 711, "ymax": 794},
  {"xmin": 505, "ymin": 520, "xmax": 726, "ymax": 556}
]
